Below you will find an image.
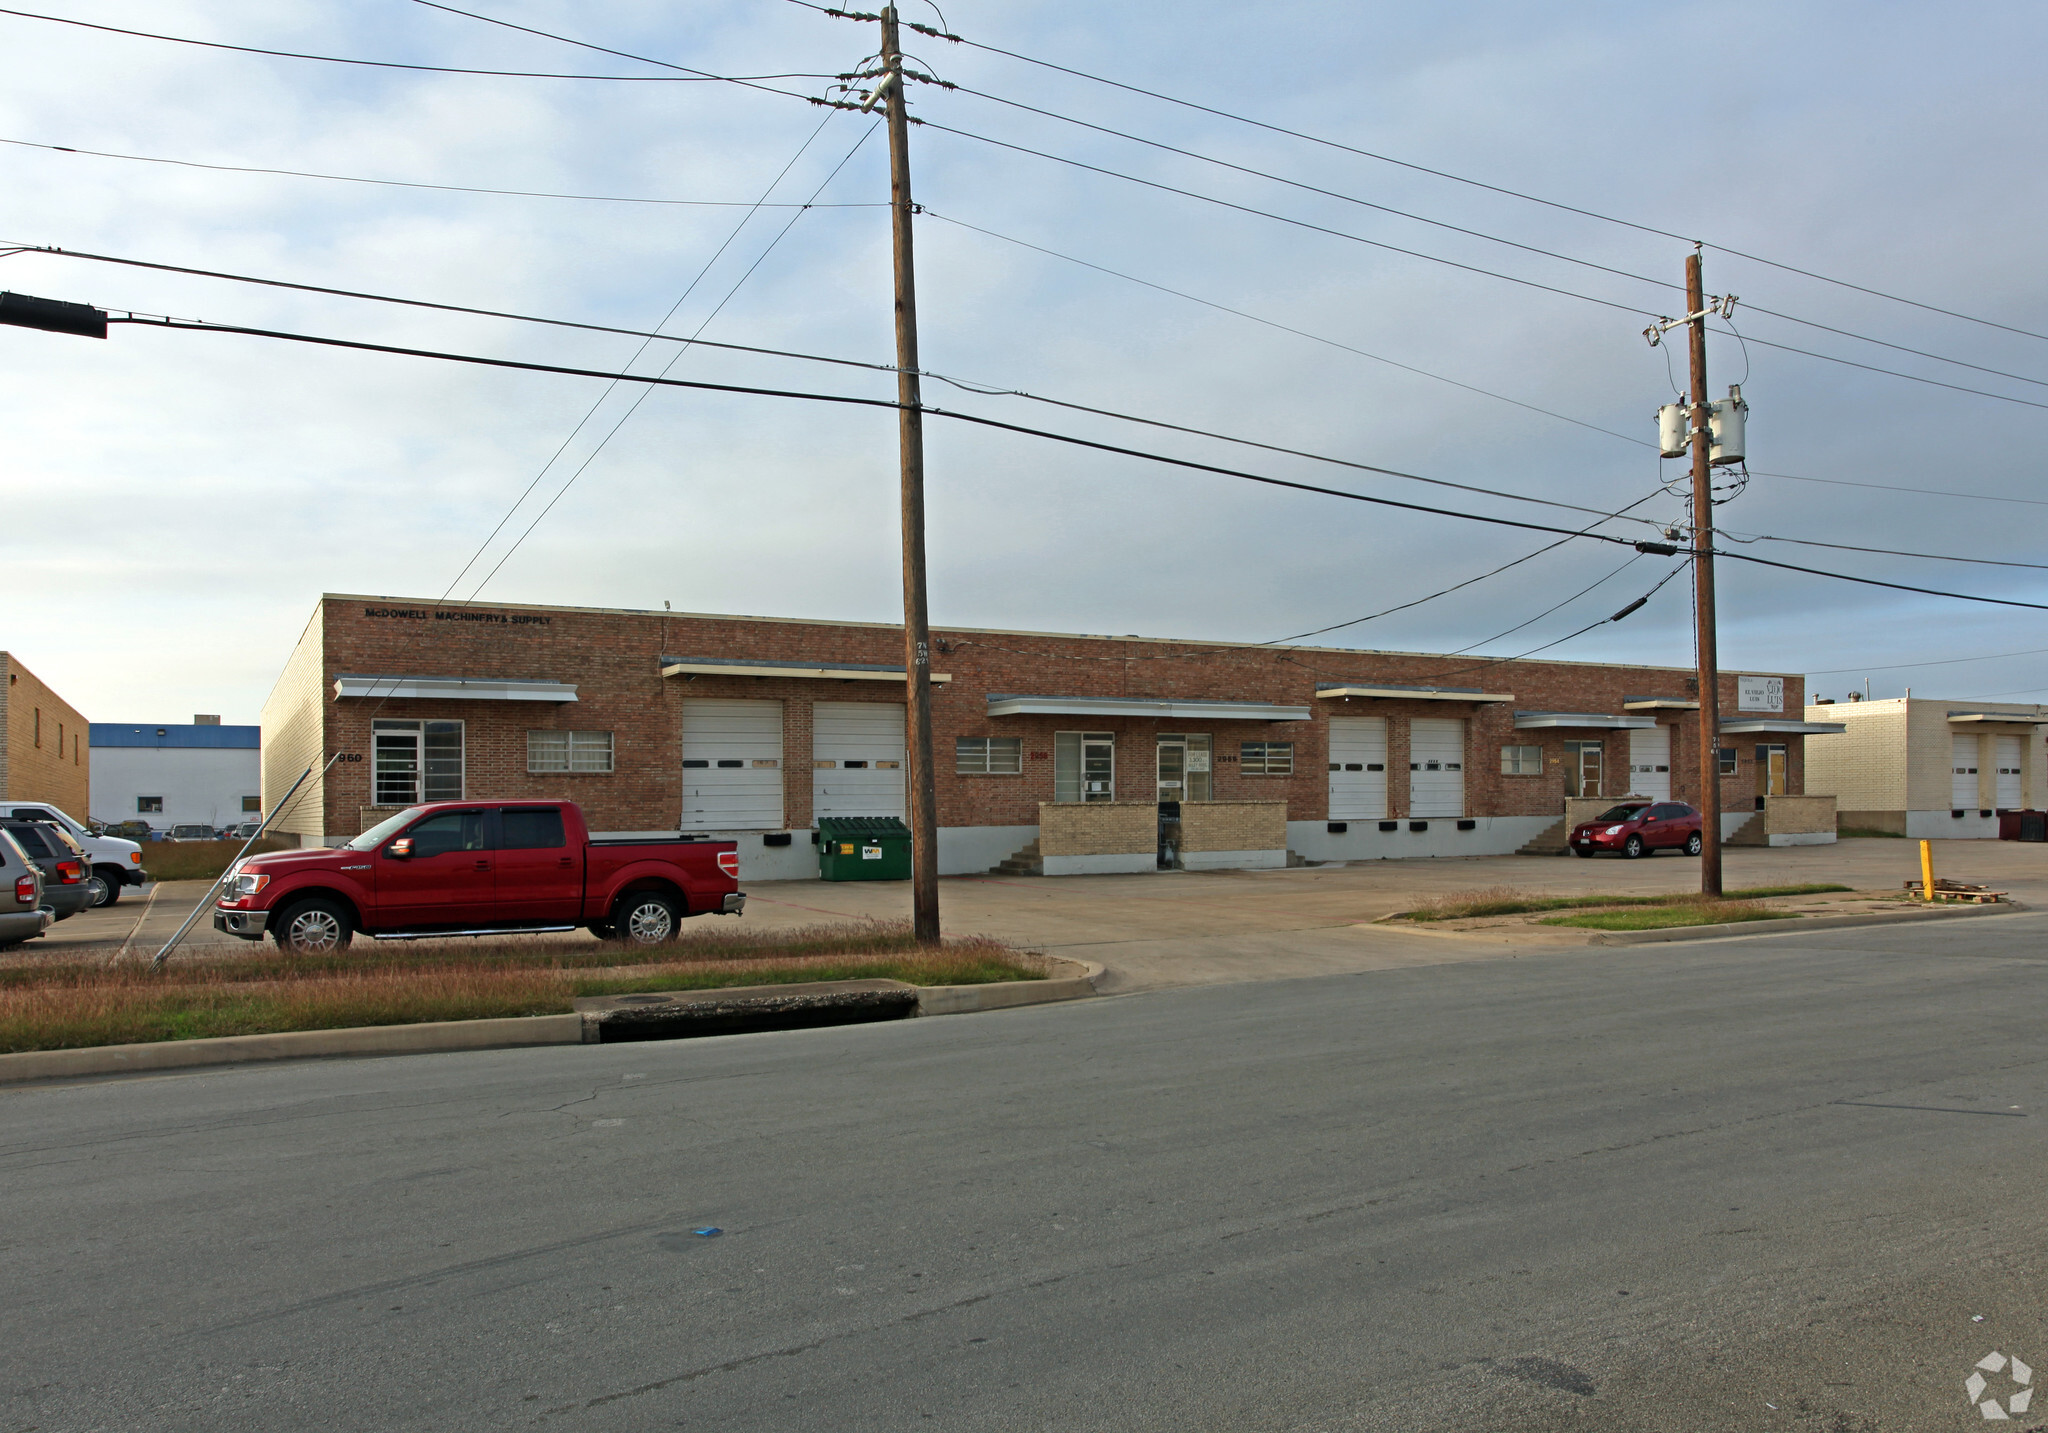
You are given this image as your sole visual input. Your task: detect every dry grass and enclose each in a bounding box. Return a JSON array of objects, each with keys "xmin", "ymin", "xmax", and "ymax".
[
  {"xmin": 1400, "ymin": 884, "xmax": 1852, "ymax": 922},
  {"xmin": 0, "ymin": 922, "xmax": 1045, "ymax": 1054}
]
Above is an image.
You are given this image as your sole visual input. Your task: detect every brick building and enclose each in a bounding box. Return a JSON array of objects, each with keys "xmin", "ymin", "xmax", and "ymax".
[
  {"xmin": 0, "ymin": 652, "xmax": 89, "ymax": 815},
  {"xmin": 1802, "ymin": 694, "xmax": 2048, "ymax": 838},
  {"xmin": 260, "ymin": 595, "xmax": 1836, "ymax": 877}
]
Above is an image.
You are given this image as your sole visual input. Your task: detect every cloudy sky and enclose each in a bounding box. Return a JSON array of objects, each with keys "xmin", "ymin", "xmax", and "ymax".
[{"xmin": 3, "ymin": 0, "xmax": 2045, "ymax": 724}]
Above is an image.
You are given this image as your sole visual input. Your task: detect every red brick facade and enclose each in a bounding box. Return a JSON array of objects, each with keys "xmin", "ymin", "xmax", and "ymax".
[{"xmin": 268, "ymin": 594, "xmax": 1805, "ymax": 843}]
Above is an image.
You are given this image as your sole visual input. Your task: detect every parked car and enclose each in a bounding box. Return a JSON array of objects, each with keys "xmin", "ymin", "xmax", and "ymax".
[
  {"xmin": 1, "ymin": 803, "xmax": 150, "ymax": 907},
  {"xmin": 1569, "ymin": 800, "xmax": 1704, "ymax": 858},
  {"xmin": 0, "ymin": 820, "xmax": 95, "ymax": 920},
  {"xmin": 168, "ymin": 824, "xmax": 219, "ymax": 842},
  {"xmin": 104, "ymin": 820, "xmax": 156, "ymax": 842},
  {"xmin": 213, "ymin": 799, "xmax": 745, "ymax": 954},
  {"xmin": 0, "ymin": 830, "xmax": 52, "ymax": 950},
  {"xmin": 226, "ymin": 821, "xmax": 264, "ymax": 840}
]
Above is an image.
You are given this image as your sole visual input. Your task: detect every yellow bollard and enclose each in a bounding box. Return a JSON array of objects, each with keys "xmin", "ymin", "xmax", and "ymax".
[{"xmin": 1921, "ymin": 839, "xmax": 1936, "ymax": 902}]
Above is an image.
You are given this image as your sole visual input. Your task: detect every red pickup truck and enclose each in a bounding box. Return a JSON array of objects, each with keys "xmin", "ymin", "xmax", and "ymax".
[{"xmin": 213, "ymin": 800, "xmax": 743, "ymax": 954}]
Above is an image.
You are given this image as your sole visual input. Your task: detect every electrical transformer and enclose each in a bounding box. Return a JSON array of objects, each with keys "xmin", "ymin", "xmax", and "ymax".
[
  {"xmin": 1708, "ymin": 384, "xmax": 1747, "ymax": 467},
  {"xmin": 1656, "ymin": 402, "xmax": 1689, "ymax": 458}
]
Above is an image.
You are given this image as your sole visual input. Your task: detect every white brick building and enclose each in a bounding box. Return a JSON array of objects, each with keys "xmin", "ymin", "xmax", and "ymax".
[{"xmin": 1801, "ymin": 696, "xmax": 2047, "ymax": 838}]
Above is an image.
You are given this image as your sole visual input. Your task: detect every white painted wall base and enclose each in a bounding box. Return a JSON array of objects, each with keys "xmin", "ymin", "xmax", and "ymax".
[
  {"xmin": 1042, "ymin": 852, "xmax": 1158, "ymax": 876},
  {"xmin": 1285, "ymin": 816, "xmax": 1556, "ymax": 863},
  {"xmin": 1767, "ymin": 831, "xmax": 1837, "ymax": 846},
  {"xmin": 940, "ymin": 825, "xmax": 1038, "ymax": 875},
  {"xmin": 1906, "ymin": 809, "xmax": 2001, "ymax": 840},
  {"xmin": 1181, "ymin": 848, "xmax": 1286, "ymax": 871}
]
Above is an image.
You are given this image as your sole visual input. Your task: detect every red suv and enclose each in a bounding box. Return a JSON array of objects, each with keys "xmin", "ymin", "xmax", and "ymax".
[{"xmin": 1569, "ymin": 801, "xmax": 1703, "ymax": 858}]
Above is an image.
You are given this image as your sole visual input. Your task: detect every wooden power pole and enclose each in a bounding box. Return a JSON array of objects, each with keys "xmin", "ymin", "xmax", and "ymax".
[
  {"xmin": 1686, "ymin": 250, "xmax": 1724, "ymax": 898},
  {"xmin": 879, "ymin": 5, "xmax": 941, "ymax": 941}
]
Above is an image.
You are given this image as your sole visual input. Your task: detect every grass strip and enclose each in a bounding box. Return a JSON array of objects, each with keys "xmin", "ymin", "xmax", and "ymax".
[
  {"xmin": 135, "ymin": 836, "xmax": 298, "ymax": 883},
  {"xmin": 1399, "ymin": 883, "xmax": 1852, "ymax": 922},
  {"xmin": 0, "ymin": 925, "xmax": 1048, "ymax": 1054},
  {"xmin": 1537, "ymin": 902, "xmax": 1794, "ymax": 931}
]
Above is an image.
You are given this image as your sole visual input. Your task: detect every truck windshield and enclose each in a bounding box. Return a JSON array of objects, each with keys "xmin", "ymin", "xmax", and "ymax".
[{"xmin": 347, "ymin": 807, "xmax": 427, "ymax": 850}]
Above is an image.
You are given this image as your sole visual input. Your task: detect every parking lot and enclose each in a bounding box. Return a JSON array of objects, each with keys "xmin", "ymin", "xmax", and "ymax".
[{"xmin": 27, "ymin": 837, "xmax": 2043, "ymax": 994}]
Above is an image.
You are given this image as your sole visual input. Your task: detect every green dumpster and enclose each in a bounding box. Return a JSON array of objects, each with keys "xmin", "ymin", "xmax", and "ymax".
[{"xmin": 817, "ymin": 816, "xmax": 913, "ymax": 881}]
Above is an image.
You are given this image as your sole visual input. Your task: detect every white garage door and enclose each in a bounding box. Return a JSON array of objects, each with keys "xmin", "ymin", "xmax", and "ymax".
[
  {"xmin": 1997, "ymin": 734, "xmax": 2024, "ymax": 809},
  {"xmin": 1952, "ymin": 733, "xmax": 1981, "ymax": 810},
  {"xmin": 1627, "ymin": 726, "xmax": 1672, "ymax": 802},
  {"xmin": 1408, "ymin": 718, "xmax": 1465, "ymax": 819},
  {"xmin": 813, "ymin": 701, "xmax": 906, "ymax": 821},
  {"xmin": 681, "ymin": 699, "xmax": 784, "ymax": 830},
  {"xmin": 1327, "ymin": 717, "xmax": 1388, "ymax": 820}
]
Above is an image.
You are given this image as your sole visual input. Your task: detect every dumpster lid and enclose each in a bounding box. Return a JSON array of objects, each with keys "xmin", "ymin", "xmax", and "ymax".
[{"xmin": 817, "ymin": 816, "xmax": 911, "ymax": 838}]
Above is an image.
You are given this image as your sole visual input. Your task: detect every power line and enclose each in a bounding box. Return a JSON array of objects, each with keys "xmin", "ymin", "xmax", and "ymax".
[
  {"xmin": 922, "ymin": 209, "xmax": 1650, "ymax": 447},
  {"xmin": 1443, "ymin": 553, "xmax": 1642, "ymax": 656},
  {"xmin": 17, "ymin": 243, "xmax": 1657, "ymax": 529},
  {"xmin": 1755, "ymin": 469, "xmax": 2048, "ymax": 508},
  {"xmin": 1724, "ymin": 531, "xmax": 2048, "ymax": 571},
  {"xmin": 0, "ymin": 136, "xmax": 884, "ymax": 209},
  {"xmin": 0, "ymin": 5, "xmax": 826, "ymax": 82},
  {"xmin": 935, "ymin": 81, "xmax": 2048, "ymax": 396},
  {"xmin": 806, "ymin": 0, "xmax": 2048, "ymax": 348},
  {"xmin": 409, "ymin": 0, "xmax": 813, "ymax": 104},
  {"xmin": 85, "ymin": 313, "xmax": 2048, "ymax": 612},
  {"xmin": 464, "ymin": 119, "xmax": 879, "ymax": 601},
  {"xmin": 1807, "ymin": 646, "xmax": 2048, "ymax": 676}
]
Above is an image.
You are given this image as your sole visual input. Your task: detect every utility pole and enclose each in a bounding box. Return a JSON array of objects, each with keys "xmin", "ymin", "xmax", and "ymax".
[
  {"xmin": 879, "ymin": 4, "xmax": 941, "ymax": 942},
  {"xmin": 1686, "ymin": 249, "xmax": 1723, "ymax": 898}
]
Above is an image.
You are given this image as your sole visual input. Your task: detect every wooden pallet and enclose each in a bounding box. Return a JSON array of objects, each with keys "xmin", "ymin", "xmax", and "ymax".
[{"xmin": 1900, "ymin": 879, "xmax": 2006, "ymax": 903}]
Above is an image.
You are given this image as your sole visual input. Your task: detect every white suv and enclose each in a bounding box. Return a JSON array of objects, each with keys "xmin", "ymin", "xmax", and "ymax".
[{"xmin": 1, "ymin": 804, "xmax": 148, "ymax": 907}]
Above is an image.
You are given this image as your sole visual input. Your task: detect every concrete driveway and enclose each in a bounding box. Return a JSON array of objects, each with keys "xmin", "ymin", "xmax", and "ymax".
[{"xmin": 32, "ymin": 838, "xmax": 2040, "ymax": 995}]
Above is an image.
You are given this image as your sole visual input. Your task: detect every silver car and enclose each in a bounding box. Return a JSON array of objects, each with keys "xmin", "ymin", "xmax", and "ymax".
[
  {"xmin": 0, "ymin": 821, "xmax": 95, "ymax": 922},
  {"xmin": 0, "ymin": 829, "xmax": 52, "ymax": 949}
]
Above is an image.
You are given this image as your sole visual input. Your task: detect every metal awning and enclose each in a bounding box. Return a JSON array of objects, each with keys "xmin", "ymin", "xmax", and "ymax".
[
  {"xmin": 985, "ymin": 693, "xmax": 1312, "ymax": 721},
  {"xmin": 333, "ymin": 674, "xmax": 577, "ymax": 702},
  {"xmin": 1513, "ymin": 711, "xmax": 1657, "ymax": 730},
  {"xmin": 1946, "ymin": 709, "xmax": 2048, "ymax": 724},
  {"xmin": 1719, "ymin": 718, "xmax": 1846, "ymax": 735},
  {"xmin": 1315, "ymin": 683, "xmax": 1513, "ymax": 703},
  {"xmin": 1622, "ymin": 695, "xmax": 1699, "ymax": 711},
  {"xmin": 661, "ymin": 656, "xmax": 950, "ymax": 684}
]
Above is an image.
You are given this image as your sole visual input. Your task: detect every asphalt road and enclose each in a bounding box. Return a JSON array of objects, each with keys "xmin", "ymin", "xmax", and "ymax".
[{"xmin": 9, "ymin": 913, "xmax": 2048, "ymax": 1431}]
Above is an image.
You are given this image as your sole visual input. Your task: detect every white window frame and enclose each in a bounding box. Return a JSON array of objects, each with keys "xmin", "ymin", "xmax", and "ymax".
[
  {"xmin": 1501, "ymin": 744, "xmax": 1543, "ymax": 776},
  {"xmin": 527, "ymin": 730, "xmax": 615, "ymax": 774},
  {"xmin": 956, "ymin": 736, "xmax": 1023, "ymax": 775},
  {"xmin": 137, "ymin": 796, "xmax": 163, "ymax": 814},
  {"xmin": 1239, "ymin": 741, "xmax": 1294, "ymax": 776},
  {"xmin": 372, "ymin": 719, "xmax": 465, "ymax": 806}
]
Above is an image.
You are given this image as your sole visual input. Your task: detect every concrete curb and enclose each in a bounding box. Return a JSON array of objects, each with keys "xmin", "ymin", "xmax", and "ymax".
[
  {"xmin": 0, "ymin": 959, "xmax": 1103, "ymax": 1086},
  {"xmin": 0, "ymin": 1013, "xmax": 588, "ymax": 1086},
  {"xmin": 1588, "ymin": 901, "xmax": 2023, "ymax": 945}
]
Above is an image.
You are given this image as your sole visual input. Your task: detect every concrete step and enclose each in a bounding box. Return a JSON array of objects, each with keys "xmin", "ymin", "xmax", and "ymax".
[
  {"xmin": 1725, "ymin": 810, "xmax": 1768, "ymax": 848},
  {"xmin": 990, "ymin": 839, "xmax": 1043, "ymax": 877},
  {"xmin": 1517, "ymin": 817, "xmax": 1570, "ymax": 856}
]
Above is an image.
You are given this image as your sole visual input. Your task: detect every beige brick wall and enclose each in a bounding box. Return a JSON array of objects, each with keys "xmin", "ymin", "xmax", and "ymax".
[
  {"xmin": 1038, "ymin": 801, "xmax": 1156, "ymax": 856},
  {"xmin": 0, "ymin": 652, "xmax": 90, "ymax": 812},
  {"xmin": 260, "ymin": 606, "xmax": 328, "ymax": 840},
  {"xmin": 1802, "ymin": 700, "xmax": 1907, "ymax": 811},
  {"xmin": 1180, "ymin": 801, "xmax": 1287, "ymax": 852},
  {"xmin": 1763, "ymin": 794, "xmax": 1836, "ymax": 835}
]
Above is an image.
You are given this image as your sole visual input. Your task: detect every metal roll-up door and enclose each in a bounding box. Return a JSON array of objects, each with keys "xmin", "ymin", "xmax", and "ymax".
[
  {"xmin": 681, "ymin": 699, "xmax": 784, "ymax": 830},
  {"xmin": 1327, "ymin": 716, "xmax": 1388, "ymax": 820},
  {"xmin": 1627, "ymin": 726, "xmax": 1672, "ymax": 802},
  {"xmin": 813, "ymin": 701, "xmax": 906, "ymax": 821},
  {"xmin": 1952, "ymin": 733, "xmax": 1981, "ymax": 810},
  {"xmin": 1996, "ymin": 734, "xmax": 2024, "ymax": 809},
  {"xmin": 1408, "ymin": 718, "xmax": 1466, "ymax": 818}
]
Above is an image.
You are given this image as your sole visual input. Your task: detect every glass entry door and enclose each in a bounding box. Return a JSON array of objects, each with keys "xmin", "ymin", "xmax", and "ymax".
[
  {"xmin": 1155, "ymin": 735, "xmax": 1212, "ymax": 803},
  {"xmin": 1054, "ymin": 732, "xmax": 1117, "ymax": 802},
  {"xmin": 1563, "ymin": 740, "xmax": 1603, "ymax": 799}
]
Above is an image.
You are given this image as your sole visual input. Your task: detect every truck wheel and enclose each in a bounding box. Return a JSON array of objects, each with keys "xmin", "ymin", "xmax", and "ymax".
[
  {"xmin": 274, "ymin": 899, "xmax": 353, "ymax": 955},
  {"xmin": 88, "ymin": 868, "xmax": 122, "ymax": 907},
  {"xmin": 614, "ymin": 893, "xmax": 680, "ymax": 945},
  {"xmin": 1622, "ymin": 834, "xmax": 1645, "ymax": 859}
]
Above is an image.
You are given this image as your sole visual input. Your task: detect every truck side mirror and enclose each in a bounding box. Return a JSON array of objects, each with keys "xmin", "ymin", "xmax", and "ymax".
[{"xmin": 388, "ymin": 838, "xmax": 413, "ymax": 858}]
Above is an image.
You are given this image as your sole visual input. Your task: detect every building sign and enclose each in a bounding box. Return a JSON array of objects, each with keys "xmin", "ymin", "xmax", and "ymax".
[
  {"xmin": 363, "ymin": 606, "xmax": 553, "ymax": 626},
  {"xmin": 1738, "ymin": 675, "xmax": 1784, "ymax": 712}
]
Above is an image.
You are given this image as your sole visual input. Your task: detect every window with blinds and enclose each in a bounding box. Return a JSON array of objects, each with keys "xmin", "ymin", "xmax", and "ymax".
[{"xmin": 527, "ymin": 730, "xmax": 614, "ymax": 774}]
